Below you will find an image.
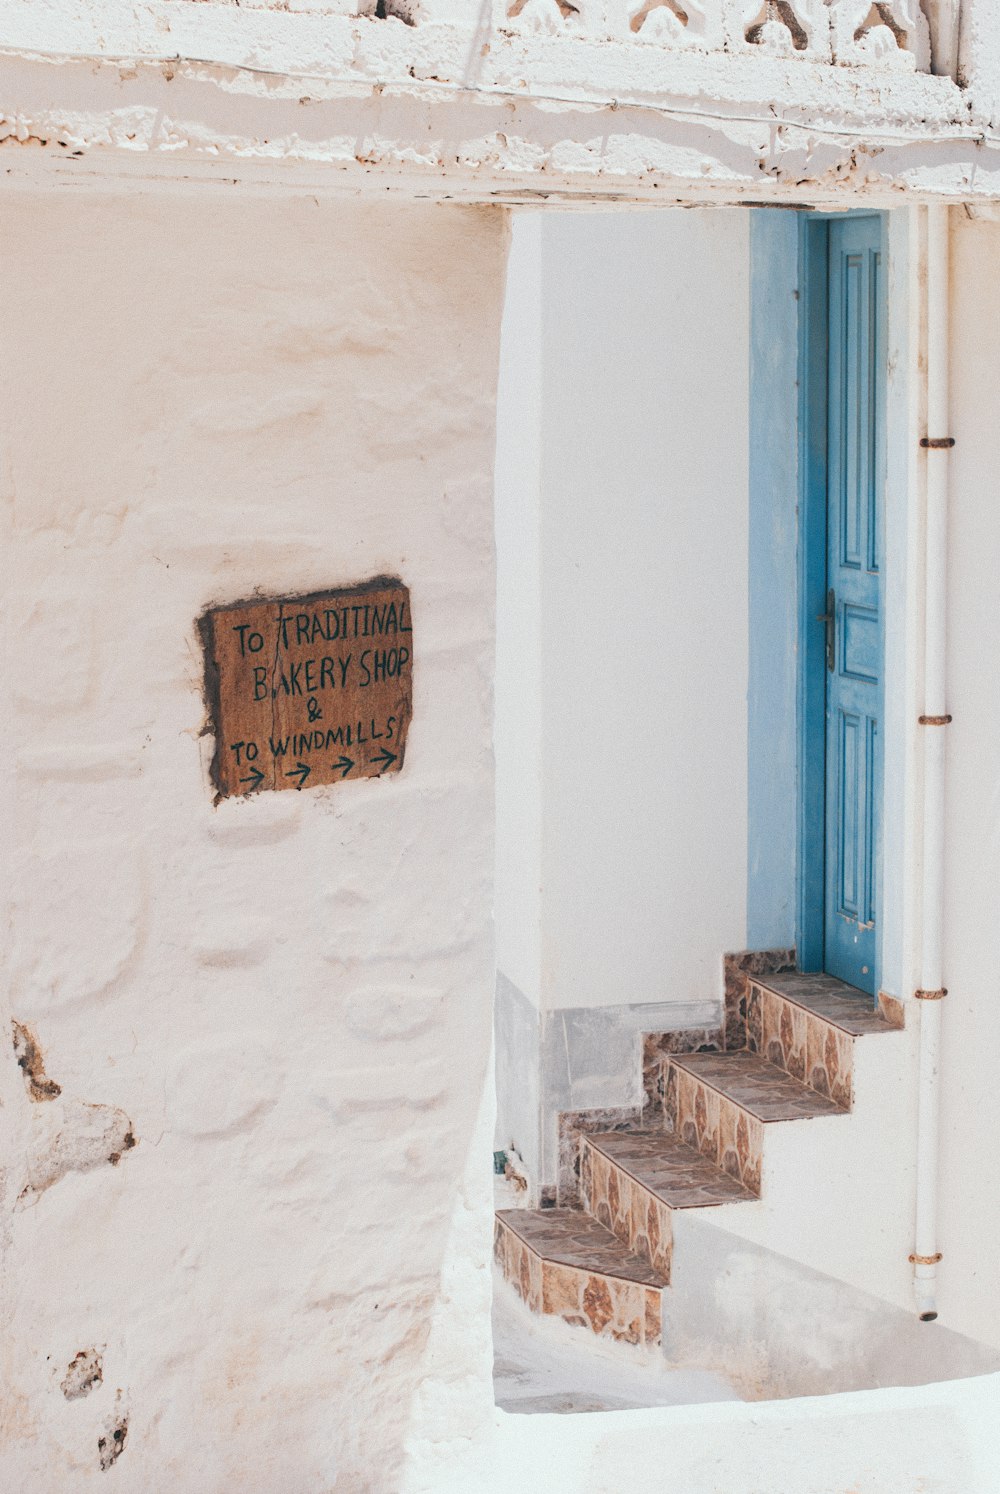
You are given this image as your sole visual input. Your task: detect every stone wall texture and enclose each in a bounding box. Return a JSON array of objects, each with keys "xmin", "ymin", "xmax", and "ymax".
[{"xmin": 0, "ymin": 189, "xmax": 508, "ymax": 1491}]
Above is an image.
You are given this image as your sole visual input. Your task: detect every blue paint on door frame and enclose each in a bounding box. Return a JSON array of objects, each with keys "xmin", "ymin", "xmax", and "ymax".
[
  {"xmin": 797, "ymin": 211, "xmax": 888, "ymax": 989},
  {"xmin": 796, "ymin": 217, "xmax": 829, "ymax": 974}
]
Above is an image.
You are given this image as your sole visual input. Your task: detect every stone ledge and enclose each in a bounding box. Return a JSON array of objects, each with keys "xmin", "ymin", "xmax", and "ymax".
[{"xmin": 1, "ymin": 3, "xmax": 998, "ymax": 206}]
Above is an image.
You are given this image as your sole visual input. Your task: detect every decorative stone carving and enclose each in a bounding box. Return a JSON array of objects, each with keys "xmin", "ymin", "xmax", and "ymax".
[
  {"xmin": 741, "ymin": 0, "xmax": 830, "ymax": 56},
  {"xmin": 500, "ymin": 0, "xmax": 937, "ymax": 69},
  {"xmin": 503, "ymin": 0, "xmax": 934, "ymax": 68},
  {"xmin": 630, "ymin": 0, "xmax": 718, "ymax": 46},
  {"xmin": 830, "ymin": 1, "xmax": 931, "ymax": 68},
  {"xmin": 921, "ymin": 0, "xmax": 961, "ymax": 77},
  {"xmin": 508, "ymin": 0, "xmax": 723, "ymax": 47},
  {"xmin": 631, "ymin": 2, "xmax": 689, "ymax": 43},
  {"xmin": 507, "ymin": 0, "xmax": 578, "ymax": 36}
]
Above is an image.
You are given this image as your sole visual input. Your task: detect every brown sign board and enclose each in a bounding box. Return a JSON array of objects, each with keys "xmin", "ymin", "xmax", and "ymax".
[{"xmin": 199, "ymin": 578, "xmax": 413, "ymax": 800}]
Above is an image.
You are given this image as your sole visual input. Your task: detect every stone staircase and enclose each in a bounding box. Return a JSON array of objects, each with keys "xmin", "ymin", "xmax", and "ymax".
[{"xmin": 494, "ymin": 970, "xmax": 903, "ymax": 1347}]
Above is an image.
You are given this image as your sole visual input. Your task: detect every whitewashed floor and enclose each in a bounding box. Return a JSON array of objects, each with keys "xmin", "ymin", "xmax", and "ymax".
[{"xmin": 493, "ymin": 1274, "xmax": 742, "ymax": 1415}]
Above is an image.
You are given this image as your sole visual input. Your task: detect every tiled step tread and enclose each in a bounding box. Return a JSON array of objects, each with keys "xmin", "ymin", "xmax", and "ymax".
[
  {"xmin": 671, "ymin": 1050, "xmax": 847, "ymax": 1121},
  {"xmin": 496, "ymin": 1208, "xmax": 667, "ymax": 1288},
  {"xmin": 587, "ymin": 1130, "xmax": 755, "ymax": 1209},
  {"xmin": 753, "ymin": 971, "xmax": 896, "ymax": 1035}
]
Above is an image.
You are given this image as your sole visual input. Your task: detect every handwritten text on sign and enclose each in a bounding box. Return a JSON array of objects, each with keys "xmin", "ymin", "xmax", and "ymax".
[{"xmin": 200, "ymin": 579, "xmax": 413, "ymax": 799}]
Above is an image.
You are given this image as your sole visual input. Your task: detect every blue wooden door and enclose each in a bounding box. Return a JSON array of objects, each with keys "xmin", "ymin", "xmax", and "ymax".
[{"xmin": 823, "ymin": 218, "xmax": 884, "ymax": 994}]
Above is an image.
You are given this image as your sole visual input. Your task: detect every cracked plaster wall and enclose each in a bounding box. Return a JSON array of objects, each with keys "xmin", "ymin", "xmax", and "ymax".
[{"xmin": 0, "ymin": 187, "xmax": 507, "ymax": 1491}]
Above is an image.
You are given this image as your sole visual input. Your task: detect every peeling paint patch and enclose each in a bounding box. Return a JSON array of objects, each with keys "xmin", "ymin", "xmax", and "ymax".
[
  {"xmin": 98, "ymin": 1393, "xmax": 128, "ymax": 1470},
  {"xmin": 19, "ymin": 1101, "xmax": 136, "ymax": 1205},
  {"xmin": 61, "ymin": 1348, "xmax": 103, "ymax": 1401},
  {"xmin": 12, "ymin": 1020, "xmax": 62, "ymax": 1102}
]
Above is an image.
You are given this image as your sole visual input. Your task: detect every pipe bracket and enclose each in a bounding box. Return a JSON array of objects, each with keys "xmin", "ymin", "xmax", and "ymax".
[
  {"xmin": 909, "ymin": 1252, "xmax": 943, "ymax": 1265},
  {"xmin": 920, "ymin": 437, "xmax": 955, "ymax": 449},
  {"xmin": 919, "ymin": 714, "xmax": 952, "ymax": 726},
  {"xmin": 914, "ymin": 988, "xmax": 948, "ymax": 1001}
]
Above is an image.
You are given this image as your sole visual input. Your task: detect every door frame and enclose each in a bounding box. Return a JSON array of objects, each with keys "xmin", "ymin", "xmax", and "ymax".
[{"xmin": 796, "ymin": 210, "xmax": 889, "ymax": 983}]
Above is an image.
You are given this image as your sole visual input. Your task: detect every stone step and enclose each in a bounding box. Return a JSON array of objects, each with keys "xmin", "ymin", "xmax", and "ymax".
[
  {"xmin": 665, "ymin": 1050, "xmax": 848, "ymax": 1193},
  {"xmin": 747, "ymin": 971, "xmax": 902, "ymax": 1107},
  {"xmin": 494, "ymin": 1209, "xmax": 664, "ymax": 1346},
  {"xmin": 581, "ymin": 1130, "xmax": 755, "ymax": 1275}
]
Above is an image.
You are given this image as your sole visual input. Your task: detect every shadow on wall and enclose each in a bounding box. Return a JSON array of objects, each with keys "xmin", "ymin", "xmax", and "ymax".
[{"xmin": 666, "ymin": 1212, "xmax": 1000, "ymax": 1402}]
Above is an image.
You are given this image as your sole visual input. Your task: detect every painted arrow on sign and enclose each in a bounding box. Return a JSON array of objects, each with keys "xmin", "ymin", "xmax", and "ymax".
[
  {"xmin": 239, "ymin": 766, "xmax": 265, "ymax": 792},
  {"xmin": 286, "ymin": 761, "xmax": 312, "ymax": 790},
  {"xmin": 370, "ymin": 747, "xmax": 397, "ymax": 773},
  {"xmin": 332, "ymin": 755, "xmax": 355, "ymax": 778}
]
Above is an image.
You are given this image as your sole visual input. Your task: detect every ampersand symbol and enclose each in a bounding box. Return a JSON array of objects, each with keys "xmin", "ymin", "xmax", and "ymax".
[{"xmin": 307, "ymin": 696, "xmax": 322, "ymax": 723}]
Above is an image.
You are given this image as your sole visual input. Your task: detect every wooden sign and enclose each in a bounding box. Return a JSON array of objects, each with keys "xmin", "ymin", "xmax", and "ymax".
[{"xmin": 199, "ymin": 578, "xmax": 413, "ymax": 800}]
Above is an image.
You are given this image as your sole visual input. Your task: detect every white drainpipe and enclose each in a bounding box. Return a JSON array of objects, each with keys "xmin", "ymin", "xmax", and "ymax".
[{"xmin": 912, "ymin": 204, "xmax": 952, "ymax": 1322}]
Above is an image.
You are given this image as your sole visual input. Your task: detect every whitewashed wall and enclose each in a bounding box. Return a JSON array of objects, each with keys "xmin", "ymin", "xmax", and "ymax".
[
  {"xmin": 495, "ymin": 208, "xmax": 751, "ymax": 1019},
  {"xmin": 495, "ymin": 215, "xmax": 543, "ymax": 1012},
  {"xmin": 0, "ymin": 189, "xmax": 507, "ymax": 1492}
]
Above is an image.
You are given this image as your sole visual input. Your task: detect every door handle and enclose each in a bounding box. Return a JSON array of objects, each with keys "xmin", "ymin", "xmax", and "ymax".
[{"xmin": 816, "ymin": 588, "xmax": 836, "ymax": 673}]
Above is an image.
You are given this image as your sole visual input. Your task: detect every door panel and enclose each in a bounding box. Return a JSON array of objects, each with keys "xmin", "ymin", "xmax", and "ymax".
[{"xmin": 823, "ymin": 217, "xmax": 884, "ymax": 994}]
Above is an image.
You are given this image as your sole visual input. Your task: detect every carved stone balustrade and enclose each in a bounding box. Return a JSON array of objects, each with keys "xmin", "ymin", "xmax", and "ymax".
[
  {"xmin": 420, "ymin": 0, "xmax": 947, "ymax": 72},
  {"xmin": 207, "ymin": 0, "xmax": 956, "ymax": 73}
]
